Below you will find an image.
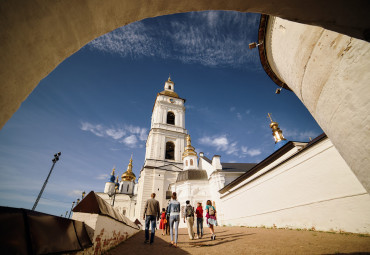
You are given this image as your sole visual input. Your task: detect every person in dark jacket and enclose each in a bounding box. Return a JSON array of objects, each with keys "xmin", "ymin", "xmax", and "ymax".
[{"xmin": 143, "ymin": 193, "xmax": 160, "ymax": 244}]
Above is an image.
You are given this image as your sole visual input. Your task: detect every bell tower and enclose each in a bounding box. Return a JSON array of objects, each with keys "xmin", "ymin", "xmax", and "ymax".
[
  {"xmin": 136, "ymin": 76, "xmax": 188, "ymax": 220},
  {"xmin": 145, "ymin": 76, "xmax": 187, "ymax": 164}
]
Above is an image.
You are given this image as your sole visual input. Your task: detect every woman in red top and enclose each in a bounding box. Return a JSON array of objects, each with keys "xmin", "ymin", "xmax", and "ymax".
[
  {"xmin": 195, "ymin": 202, "xmax": 203, "ymax": 239},
  {"xmin": 159, "ymin": 208, "xmax": 167, "ymax": 235}
]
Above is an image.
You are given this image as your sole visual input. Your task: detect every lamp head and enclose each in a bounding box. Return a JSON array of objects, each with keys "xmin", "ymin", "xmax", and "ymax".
[{"xmin": 249, "ymin": 42, "xmax": 257, "ymax": 49}]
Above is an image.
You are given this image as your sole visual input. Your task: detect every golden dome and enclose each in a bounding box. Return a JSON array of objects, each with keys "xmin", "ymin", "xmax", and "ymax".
[
  {"xmin": 182, "ymin": 134, "xmax": 197, "ymax": 159},
  {"xmin": 121, "ymin": 156, "xmax": 136, "ymax": 182},
  {"xmin": 267, "ymin": 113, "xmax": 286, "ymax": 143}
]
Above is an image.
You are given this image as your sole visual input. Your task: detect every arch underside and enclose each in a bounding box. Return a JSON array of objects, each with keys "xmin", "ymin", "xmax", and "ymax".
[{"xmin": 0, "ymin": 1, "xmax": 369, "ymax": 193}]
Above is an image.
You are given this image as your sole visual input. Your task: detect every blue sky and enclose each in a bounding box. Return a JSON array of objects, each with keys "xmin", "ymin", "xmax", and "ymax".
[{"xmin": 0, "ymin": 11, "xmax": 322, "ymax": 216}]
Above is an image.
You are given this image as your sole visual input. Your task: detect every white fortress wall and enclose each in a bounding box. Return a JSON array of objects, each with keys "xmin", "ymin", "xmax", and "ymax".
[{"xmin": 219, "ymin": 138, "xmax": 370, "ymax": 233}]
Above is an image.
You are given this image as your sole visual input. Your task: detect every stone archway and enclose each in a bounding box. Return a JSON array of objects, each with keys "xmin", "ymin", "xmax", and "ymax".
[{"xmin": 0, "ymin": 1, "xmax": 369, "ymax": 192}]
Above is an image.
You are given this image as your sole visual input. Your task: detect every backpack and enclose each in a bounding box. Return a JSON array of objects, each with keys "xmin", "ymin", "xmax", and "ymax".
[
  {"xmin": 186, "ymin": 205, "xmax": 194, "ymax": 217},
  {"xmin": 208, "ymin": 206, "xmax": 215, "ymax": 216}
]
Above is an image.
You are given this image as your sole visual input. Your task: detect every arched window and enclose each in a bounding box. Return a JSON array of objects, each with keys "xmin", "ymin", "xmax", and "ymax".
[
  {"xmin": 127, "ymin": 184, "xmax": 129, "ymax": 192},
  {"xmin": 169, "ymin": 85, "xmax": 172, "ymax": 90},
  {"xmin": 165, "ymin": 142, "xmax": 175, "ymax": 160},
  {"xmin": 190, "ymin": 159, "xmax": 193, "ymax": 166},
  {"xmin": 167, "ymin": 112, "xmax": 175, "ymax": 125},
  {"xmin": 186, "ymin": 160, "xmax": 188, "ymax": 166}
]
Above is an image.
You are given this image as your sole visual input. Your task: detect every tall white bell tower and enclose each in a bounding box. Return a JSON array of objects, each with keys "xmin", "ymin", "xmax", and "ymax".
[{"xmin": 135, "ymin": 76, "xmax": 188, "ymax": 219}]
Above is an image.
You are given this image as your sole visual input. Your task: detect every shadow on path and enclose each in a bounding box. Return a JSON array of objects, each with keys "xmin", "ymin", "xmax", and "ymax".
[{"xmin": 108, "ymin": 227, "xmax": 370, "ymax": 255}]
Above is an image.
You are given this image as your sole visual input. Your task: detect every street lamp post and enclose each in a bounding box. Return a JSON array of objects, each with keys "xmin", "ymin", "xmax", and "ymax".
[
  {"xmin": 112, "ymin": 185, "xmax": 118, "ymax": 206},
  {"xmin": 32, "ymin": 152, "xmax": 61, "ymax": 211},
  {"xmin": 68, "ymin": 201, "xmax": 75, "ymax": 219}
]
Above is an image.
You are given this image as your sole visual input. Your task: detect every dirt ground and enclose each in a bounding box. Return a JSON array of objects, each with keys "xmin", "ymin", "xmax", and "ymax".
[{"xmin": 108, "ymin": 226, "xmax": 370, "ymax": 255}]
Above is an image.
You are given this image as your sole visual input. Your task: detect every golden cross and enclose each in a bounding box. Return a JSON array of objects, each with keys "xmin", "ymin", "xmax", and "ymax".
[{"xmin": 267, "ymin": 113, "xmax": 273, "ymax": 122}]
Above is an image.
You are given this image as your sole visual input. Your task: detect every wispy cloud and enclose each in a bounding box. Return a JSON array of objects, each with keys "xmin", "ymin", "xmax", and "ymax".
[
  {"xmin": 80, "ymin": 121, "xmax": 147, "ymax": 148},
  {"xmin": 241, "ymin": 146, "xmax": 261, "ymax": 157},
  {"xmin": 81, "ymin": 122, "xmax": 105, "ymax": 137},
  {"xmin": 87, "ymin": 11, "xmax": 260, "ymax": 69},
  {"xmin": 198, "ymin": 134, "xmax": 260, "ymax": 158},
  {"xmin": 283, "ymin": 129, "xmax": 320, "ymax": 141},
  {"xmin": 106, "ymin": 128, "xmax": 126, "ymax": 139},
  {"xmin": 121, "ymin": 135, "xmax": 138, "ymax": 148},
  {"xmin": 96, "ymin": 173, "xmax": 110, "ymax": 180},
  {"xmin": 236, "ymin": 112, "xmax": 242, "ymax": 120},
  {"xmin": 199, "ymin": 135, "xmax": 229, "ymax": 151},
  {"xmin": 68, "ymin": 189, "xmax": 83, "ymax": 197}
]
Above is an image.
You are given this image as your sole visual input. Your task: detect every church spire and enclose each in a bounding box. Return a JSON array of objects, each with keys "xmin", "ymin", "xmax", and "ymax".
[
  {"xmin": 267, "ymin": 113, "xmax": 288, "ymax": 150},
  {"xmin": 121, "ymin": 155, "xmax": 136, "ymax": 181},
  {"xmin": 182, "ymin": 134, "xmax": 197, "ymax": 159},
  {"xmin": 108, "ymin": 166, "xmax": 116, "ymax": 183}
]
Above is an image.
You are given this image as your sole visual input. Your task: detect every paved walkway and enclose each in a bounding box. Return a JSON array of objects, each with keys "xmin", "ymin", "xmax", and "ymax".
[{"xmin": 108, "ymin": 226, "xmax": 370, "ymax": 255}]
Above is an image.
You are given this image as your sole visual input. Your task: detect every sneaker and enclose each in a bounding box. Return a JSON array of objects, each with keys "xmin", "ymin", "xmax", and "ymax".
[
  {"xmin": 211, "ymin": 235, "xmax": 214, "ymax": 240},
  {"xmin": 214, "ymin": 235, "xmax": 216, "ymax": 240},
  {"xmin": 144, "ymin": 240, "xmax": 149, "ymax": 244}
]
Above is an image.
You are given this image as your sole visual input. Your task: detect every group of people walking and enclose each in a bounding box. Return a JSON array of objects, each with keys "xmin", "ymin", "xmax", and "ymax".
[{"xmin": 143, "ymin": 192, "xmax": 217, "ymax": 247}]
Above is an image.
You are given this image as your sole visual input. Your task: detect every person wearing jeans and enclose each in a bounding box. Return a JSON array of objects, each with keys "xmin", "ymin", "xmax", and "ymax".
[
  {"xmin": 195, "ymin": 202, "xmax": 204, "ymax": 239},
  {"xmin": 167, "ymin": 192, "xmax": 180, "ymax": 247},
  {"xmin": 143, "ymin": 193, "xmax": 160, "ymax": 244}
]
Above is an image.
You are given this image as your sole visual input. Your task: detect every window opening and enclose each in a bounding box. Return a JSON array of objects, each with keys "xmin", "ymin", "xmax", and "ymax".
[
  {"xmin": 165, "ymin": 142, "xmax": 175, "ymax": 160},
  {"xmin": 167, "ymin": 112, "xmax": 175, "ymax": 125}
]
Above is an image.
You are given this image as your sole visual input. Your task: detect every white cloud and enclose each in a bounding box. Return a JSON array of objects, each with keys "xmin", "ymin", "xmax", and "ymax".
[
  {"xmin": 226, "ymin": 142, "xmax": 239, "ymax": 155},
  {"xmin": 96, "ymin": 174, "xmax": 110, "ymax": 180},
  {"xmin": 68, "ymin": 190, "xmax": 83, "ymax": 197},
  {"xmin": 81, "ymin": 122, "xmax": 105, "ymax": 137},
  {"xmin": 199, "ymin": 135, "xmax": 238, "ymax": 154},
  {"xmin": 241, "ymin": 146, "xmax": 261, "ymax": 157},
  {"xmin": 230, "ymin": 107, "xmax": 236, "ymax": 112},
  {"xmin": 106, "ymin": 128, "xmax": 126, "ymax": 139},
  {"xmin": 122, "ymin": 135, "xmax": 138, "ymax": 147},
  {"xmin": 283, "ymin": 129, "xmax": 319, "ymax": 141},
  {"xmin": 236, "ymin": 112, "xmax": 242, "ymax": 120},
  {"xmin": 199, "ymin": 134, "xmax": 261, "ymax": 158},
  {"xmin": 139, "ymin": 128, "xmax": 148, "ymax": 141},
  {"xmin": 87, "ymin": 11, "xmax": 260, "ymax": 69},
  {"xmin": 199, "ymin": 135, "xmax": 229, "ymax": 151},
  {"xmin": 80, "ymin": 121, "xmax": 147, "ymax": 147}
]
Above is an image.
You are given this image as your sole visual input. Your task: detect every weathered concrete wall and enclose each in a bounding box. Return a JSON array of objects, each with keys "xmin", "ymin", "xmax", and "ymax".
[
  {"xmin": 219, "ymin": 138, "xmax": 370, "ymax": 234},
  {"xmin": 1, "ymin": 1, "xmax": 369, "ymax": 195},
  {"xmin": 72, "ymin": 212, "xmax": 140, "ymax": 254},
  {"xmin": 265, "ymin": 17, "xmax": 370, "ymax": 193},
  {"xmin": 0, "ymin": 1, "xmax": 369, "ymax": 130}
]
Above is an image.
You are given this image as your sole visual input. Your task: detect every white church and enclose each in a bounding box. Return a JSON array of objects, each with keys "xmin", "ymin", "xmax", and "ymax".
[{"xmin": 97, "ymin": 77, "xmax": 370, "ymax": 233}]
